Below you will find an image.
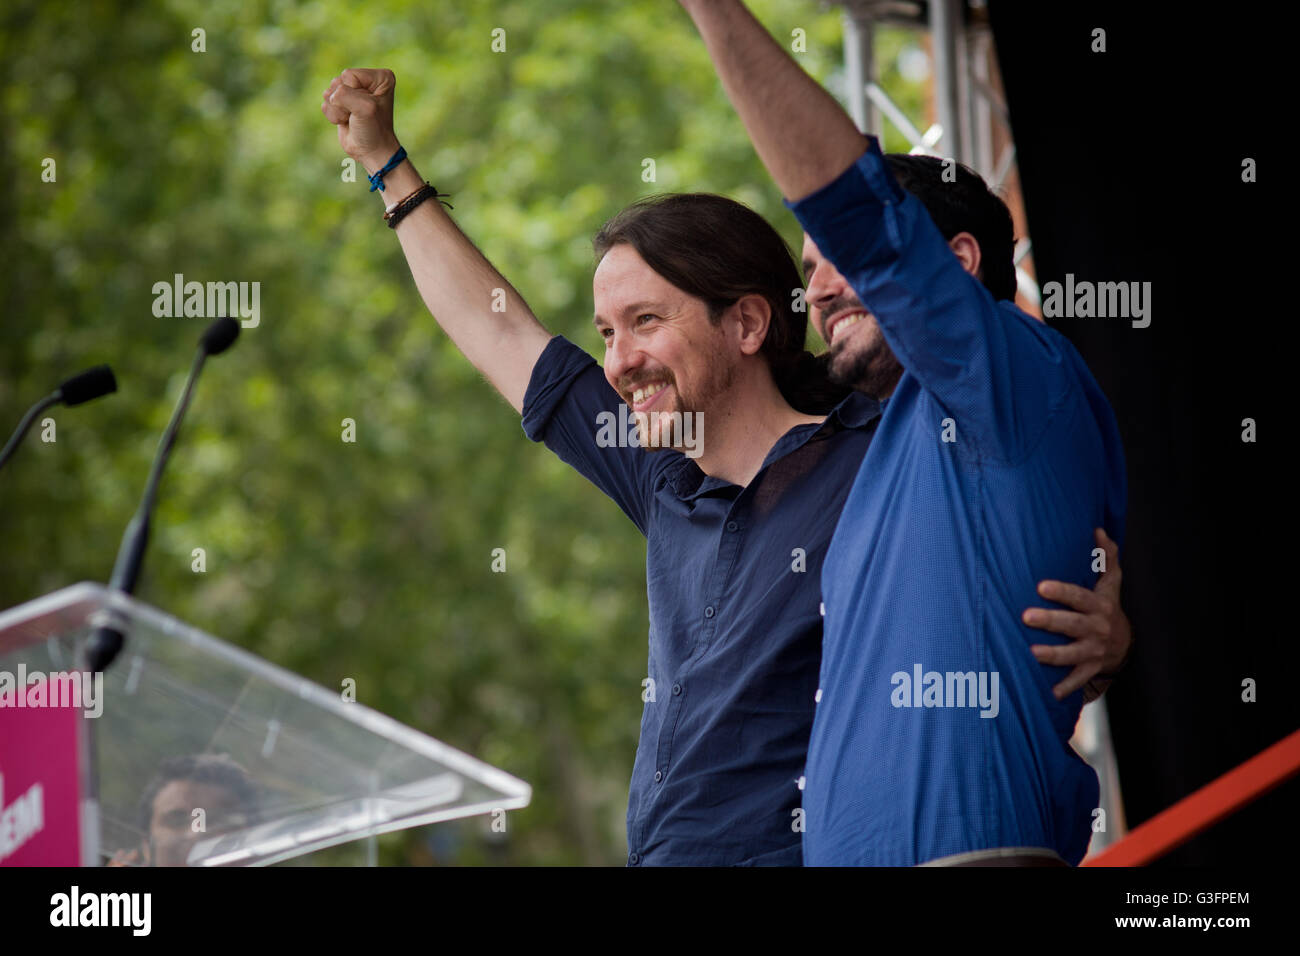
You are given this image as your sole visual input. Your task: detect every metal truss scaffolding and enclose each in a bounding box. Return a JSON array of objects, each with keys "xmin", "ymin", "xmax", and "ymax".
[{"xmin": 836, "ymin": 0, "xmax": 1040, "ymax": 308}]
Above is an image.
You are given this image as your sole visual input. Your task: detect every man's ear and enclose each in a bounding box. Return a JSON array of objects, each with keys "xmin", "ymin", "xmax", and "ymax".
[
  {"xmin": 731, "ymin": 294, "xmax": 773, "ymax": 356},
  {"xmin": 948, "ymin": 232, "xmax": 982, "ymax": 281}
]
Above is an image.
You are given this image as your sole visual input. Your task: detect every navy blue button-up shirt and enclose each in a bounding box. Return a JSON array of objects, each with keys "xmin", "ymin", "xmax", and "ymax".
[{"xmin": 522, "ymin": 336, "xmax": 880, "ymax": 865}]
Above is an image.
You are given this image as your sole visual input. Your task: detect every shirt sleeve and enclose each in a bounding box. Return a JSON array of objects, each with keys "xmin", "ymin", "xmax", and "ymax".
[
  {"xmin": 786, "ymin": 139, "xmax": 1071, "ymax": 462},
  {"xmin": 521, "ymin": 335, "xmax": 668, "ymax": 536},
  {"xmin": 1082, "ymin": 676, "xmax": 1111, "ymax": 705}
]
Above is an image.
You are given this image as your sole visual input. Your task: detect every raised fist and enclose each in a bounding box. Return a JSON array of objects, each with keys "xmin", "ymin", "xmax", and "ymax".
[{"xmin": 321, "ymin": 68, "xmax": 401, "ymax": 174}]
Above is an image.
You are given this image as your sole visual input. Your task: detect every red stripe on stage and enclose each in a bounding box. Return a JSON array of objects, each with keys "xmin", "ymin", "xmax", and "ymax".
[{"xmin": 1083, "ymin": 728, "xmax": 1300, "ymax": 867}]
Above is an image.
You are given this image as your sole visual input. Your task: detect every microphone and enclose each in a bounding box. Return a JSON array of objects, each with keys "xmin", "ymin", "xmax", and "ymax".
[
  {"xmin": 84, "ymin": 318, "xmax": 240, "ymax": 673},
  {"xmin": 59, "ymin": 365, "xmax": 119, "ymax": 407},
  {"xmin": 0, "ymin": 364, "xmax": 118, "ymax": 472}
]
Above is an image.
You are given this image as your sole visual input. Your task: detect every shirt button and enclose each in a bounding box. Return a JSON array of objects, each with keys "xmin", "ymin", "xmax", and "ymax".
[
  {"xmin": 797, "ymin": 775, "xmax": 806, "ymax": 791},
  {"xmin": 629, "ymin": 852, "xmax": 640, "ymax": 865},
  {"xmin": 654, "ymin": 770, "xmax": 663, "ymax": 782},
  {"xmin": 726, "ymin": 520, "xmax": 738, "ymax": 532},
  {"xmin": 704, "ymin": 606, "xmax": 715, "ymax": 619},
  {"xmin": 819, "ymin": 602, "xmax": 825, "ymax": 617},
  {"xmin": 814, "ymin": 688, "xmax": 822, "ymax": 703},
  {"xmin": 673, "ymin": 683, "xmax": 682, "ymax": 695}
]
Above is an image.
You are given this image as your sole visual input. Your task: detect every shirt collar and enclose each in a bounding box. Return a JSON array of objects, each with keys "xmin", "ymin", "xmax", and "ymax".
[
  {"xmin": 663, "ymin": 391, "xmax": 882, "ymax": 500},
  {"xmin": 822, "ymin": 390, "xmax": 883, "ymax": 431}
]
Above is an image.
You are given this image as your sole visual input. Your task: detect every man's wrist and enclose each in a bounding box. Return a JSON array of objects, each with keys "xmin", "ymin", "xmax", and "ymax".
[
  {"xmin": 1098, "ymin": 638, "xmax": 1134, "ymax": 679},
  {"xmin": 358, "ymin": 138, "xmax": 403, "ymax": 177},
  {"xmin": 374, "ymin": 160, "xmax": 423, "ymax": 204}
]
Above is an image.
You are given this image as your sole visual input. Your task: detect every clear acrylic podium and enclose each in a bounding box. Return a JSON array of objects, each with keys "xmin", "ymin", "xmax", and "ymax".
[{"xmin": 0, "ymin": 583, "xmax": 531, "ymax": 866}]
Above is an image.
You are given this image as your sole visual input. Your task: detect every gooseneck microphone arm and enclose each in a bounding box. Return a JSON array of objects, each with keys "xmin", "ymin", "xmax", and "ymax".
[
  {"xmin": 104, "ymin": 349, "xmax": 206, "ymax": 596},
  {"xmin": 84, "ymin": 319, "xmax": 239, "ymax": 673},
  {"xmin": 0, "ymin": 364, "xmax": 117, "ymax": 472},
  {"xmin": 0, "ymin": 393, "xmax": 61, "ymax": 471}
]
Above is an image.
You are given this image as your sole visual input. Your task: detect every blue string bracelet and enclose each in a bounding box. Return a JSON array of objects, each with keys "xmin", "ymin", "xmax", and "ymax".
[{"xmin": 368, "ymin": 145, "xmax": 407, "ymax": 192}]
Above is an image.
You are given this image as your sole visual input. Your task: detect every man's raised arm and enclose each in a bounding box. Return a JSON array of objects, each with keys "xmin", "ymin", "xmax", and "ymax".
[
  {"xmin": 322, "ymin": 68, "xmax": 552, "ymax": 413},
  {"xmin": 681, "ymin": 3, "xmax": 1069, "ymax": 461},
  {"xmin": 677, "ymin": 1, "xmax": 866, "ymax": 202}
]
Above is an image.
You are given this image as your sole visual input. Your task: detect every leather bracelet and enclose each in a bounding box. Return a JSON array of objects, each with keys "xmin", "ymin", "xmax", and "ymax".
[
  {"xmin": 383, "ymin": 181, "xmax": 453, "ymax": 229},
  {"xmin": 383, "ymin": 183, "xmax": 426, "ymax": 215}
]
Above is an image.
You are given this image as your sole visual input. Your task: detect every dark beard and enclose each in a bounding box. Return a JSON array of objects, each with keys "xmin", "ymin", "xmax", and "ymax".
[
  {"xmin": 636, "ymin": 358, "xmax": 734, "ymax": 453},
  {"xmin": 828, "ymin": 337, "xmax": 903, "ymax": 399}
]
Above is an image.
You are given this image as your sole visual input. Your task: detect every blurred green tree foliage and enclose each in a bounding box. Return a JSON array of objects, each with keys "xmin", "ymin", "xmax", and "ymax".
[{"xmin": 0, "ymin": 0, "xmax": 925, "ymax": 864}]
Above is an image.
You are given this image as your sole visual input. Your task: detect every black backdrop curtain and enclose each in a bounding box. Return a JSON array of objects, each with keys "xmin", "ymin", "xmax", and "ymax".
[{"xmin": 989, "ymin": 0, "xmax": 1295, "ymax": 865}]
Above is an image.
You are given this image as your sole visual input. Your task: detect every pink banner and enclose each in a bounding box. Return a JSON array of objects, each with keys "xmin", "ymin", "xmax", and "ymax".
[{"xmin": 0, "ymin": 676, "xmax": 83, "ymax": 866}]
